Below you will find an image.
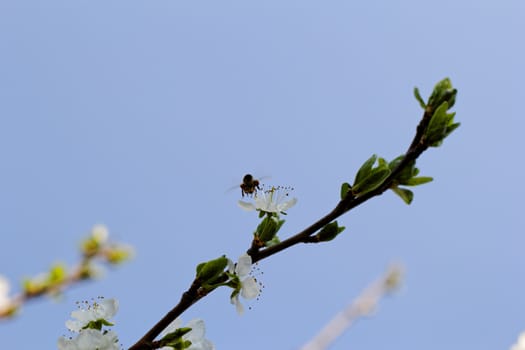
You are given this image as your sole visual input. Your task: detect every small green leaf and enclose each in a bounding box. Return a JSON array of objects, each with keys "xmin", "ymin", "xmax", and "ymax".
[
  {"xmin": 354, "ymin": 154, "xmax": 377, "ymax": 185},
  {"xmin": 403, "ymin": 176, "xmax": 433, "ymax": 186},
  {"xmin": 396, "ymin": 159, "xmax": 416, "ymax": 183},
  {"xmin": 161, "ymin": 327, "xmax": 192, "ymax": 343},
  {"xmin": 391, "ymin": 187, "xmax": 414, "ymax": 204},
  {"xmin": 388, "ymin": 155, "xmax": 404, "ymax": 171},
  {"xmin": 257, "ymin": 215, "xmax": 284, "ymax": 243},
  {"xmin": 317, "ymin": 221, "xmax": 345, "ymax": 242},
  {"xmin": 427, "ymin": 78, "xmax": 457, "ymax": 110},
  {"xmin": 377, "ymin": 157, "xmax": 388, "ymax": 168},
  {"xmin": 340, "ymin": 182, "xmax": 351, "ymax": 200},
  {"xmin": 352, "ymin": 167, "xmax": 391, "ymax": 196},
  {"xmin": 414, "ymin": 87, "xmax": 426, "ymax": 109},
  {"xmin": 425, "ymin": 101, "xmax": 450, "ymax": 145},
  {"xmin": 443, "ymin": 122, "xmax": 460, "ymax": 139},
  {"xmin": 196, "ymin": 255, "xmax": 228, "ymax": 282}
]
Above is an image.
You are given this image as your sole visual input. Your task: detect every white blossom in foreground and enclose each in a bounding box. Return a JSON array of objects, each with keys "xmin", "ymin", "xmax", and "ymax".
[
  {"xmin": 160, "ymin": 318, "xmax": 214, "ymax": 350},
  {"xmin": 59, "ymin": 298, "xmax": 119, "ymax": 350},
  {"xmin": 58, "ymin": 329, "xmax": 119, "ymax": 350},
  {"xmin": 65, "ymin": 298, "xmax": 118, "ymax": 332},
  {"xmin": 511, "ymin": 332, "xmax": 525, "ymax": 350},
  {"xmin": 238, "ymin": 186, "xmax": 297, "ymax": 214},
  {"xmin": 0, "ymin": 275, "xmax": 11, "ymax": 314},
  {"xmin": 228, "ymin": 254, "xmax": 260, "ymax": 315}
]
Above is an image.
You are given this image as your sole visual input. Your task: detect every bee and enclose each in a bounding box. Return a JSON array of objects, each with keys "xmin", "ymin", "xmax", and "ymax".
[{"xmin": 240, "ymin": 174, "xmax": 261, "ymax": 197}]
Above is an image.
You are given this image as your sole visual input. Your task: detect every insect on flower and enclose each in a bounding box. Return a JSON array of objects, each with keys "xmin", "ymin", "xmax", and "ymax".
[{"xmin": 240, "ymin": 174, "xmax": 262, "ymax": 197}]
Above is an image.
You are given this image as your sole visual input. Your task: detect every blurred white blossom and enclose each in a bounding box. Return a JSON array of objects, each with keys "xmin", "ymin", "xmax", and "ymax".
[
  {"xmin": 0, "ymin": 275, "xmax": 11, "ymax": 314},
  {"xmin": 91, "ymin": 224, "xmax": 109, "ymax": 242},
  {"xmin": 511, "ymin": 332, "xmax": 525, "ymax": 350}
]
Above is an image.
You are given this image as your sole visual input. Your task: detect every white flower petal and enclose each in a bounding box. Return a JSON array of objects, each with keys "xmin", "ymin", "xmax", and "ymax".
[
  {"xmin": 59, "ymin": 329, "xmax": 118, "ymax": 350},
  {"xmin": 66, "ymin": 298, "xmax": 118, "ymax": 332},
  {"xmin": 65, "ymin": 319, "xmax": 85, "ymax": 332},
  {"xmin": 235, "ymin": 254, "xmax": 252, "ymax": 277},
  {"xmin": 185, "ymin": 319, "xmax": 205, "ymax": 343},
  {"xmin": 57, "ymin": 337, "xmax": 77, "ymax": 350},
  {"xmin": 97, "ymin": 298, "xmax": 118, "ymax": 319},
  {"xmin": 231, "ymin": 294, "xmax": 244, "ymax": 315},
  {"xmin": 237, "ymin": 201, "xmax": 256, "ymax": 211},
  {"xmin": 241, "ymin": 277, "xmax": 260, "ymax": 299},
  {"xmin": 195, "ymin": 339, "xmax": 215, "ymax": 350},
  {"xmin": 91, "ymin": 224, "xmax": 109, "ymax": 242},
  {"xmin": 278, "ymin": 197, "xmax": 297, "ymax": 211}
]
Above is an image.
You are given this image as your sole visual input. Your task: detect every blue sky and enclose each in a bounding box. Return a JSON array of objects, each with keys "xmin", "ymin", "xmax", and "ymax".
[{"xmin": 1, "ymin": 1, "xmax": 524, "ymax": 349}]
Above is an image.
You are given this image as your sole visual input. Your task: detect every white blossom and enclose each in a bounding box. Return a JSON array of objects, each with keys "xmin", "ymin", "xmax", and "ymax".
[
  {"xmin": 91, "ymin": 224, "xmax": 109, "ymax": 242},
  {"xmin": 0, "ymin": 275, "xmax": 11, "ymax": 314},
  {"xmin": 160, "ymin": 318, "xmax": 214, "ymax": 350},
  {"xmin": 238, "ymin": 187, "xmax": 297, "ymax": 214},
  {"xmin": 66, "ymin": 298, "xmax": 118, "ymax": 332},
  {"xmin": 58, "ymin": 329, "xmax": 119, "ymax": 350},
  {"xmin": 511, "ymin": 332, "xmax": 525, "ymax": 350},
  {"xmin": 228, "ymin": 254, "xmax": 260, "ymax": 315}
]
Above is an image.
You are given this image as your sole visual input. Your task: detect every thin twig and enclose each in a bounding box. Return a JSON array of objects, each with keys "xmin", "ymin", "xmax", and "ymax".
[{"xmin": 128, "ymin": 109, "xmax": 434, "ymax": 350}]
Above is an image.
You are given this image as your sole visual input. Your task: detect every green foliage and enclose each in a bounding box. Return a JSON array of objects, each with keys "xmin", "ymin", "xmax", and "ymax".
[
  {"xmin": 424, "ymin": 101, "xmax": 459, "ymax": 146},
  {"xmin": 391, "ymin": 187, "xmax": 414, "ymax": 204},
  {"xmin": 159, "ymin": 327, "xmax": 193, "ymax": 350},
  {"xmin": 414, "ymin": 78, "xmax": 460, "ymax": 147},
  {"xmin": 48, "ymin": 263, "xmax": 67, "ymax": 285},
  {"xmin": 352, "ymin": 155, "xmax": 391, "ymax": 196},
  {"xmin": 316, "ymin": 221, "xmax": 345, "ymax": 242},
  {"xmin": 414, "ymin": 87, "xmax": 426, "ymax": 109},
  {"xmin": 354, "ymin": 154, "xmax": 378, "ymax": 186},
  {"xmin": 388, "ymin": 156, "xmax": 433, "ymax": 187},
  {"xmin": 388, "ymin": 155, "xmax": 433, "ymax": 204},
  {"xmin": 22, "ymin": 263, "xmax": 68, "ymax": 296},
  {"xmin": 256, "ymin": 215, "xmax": 285, "ymax": 245},
  {"xmin": 340, "ymin": 182, "xmax": 351, "ymax": 200},
  {"xmin": 426, "ymin": 78, "xmax": 457, "ymax": 110},
  {"xmin": 84, "ymin": 318, "xmax": 114, "ymax": 331},
  {"xmin": 196, "ymin": 255, "xmax": 228, "ymax": 283},
  {"xmin": 403, "ymin": 176, "xmax": 433, "ymax": 186}
]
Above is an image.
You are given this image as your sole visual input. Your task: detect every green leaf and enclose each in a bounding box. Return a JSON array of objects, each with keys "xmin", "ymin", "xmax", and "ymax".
[
  {"xmin": 340, "ymin": 182, "xmax": 351, "ymax": 200},
  {"xmin": 354, "ymin": 154, "xmax": 377, "ymax": 186},
  {"xmin": 396, "ymin": 159, "xmax": 416, "ymax": 183},
  {"xmin": 388, "ymin": 155, "xmax": 404, "ymax": 171},
  {"xmin": 196, "ymin": 255, "xmax": 228, "ymax": 282},
  {"xmin": 443, "ymin": 122, "xmax": 460, "ymax": 139},
  {"xmin": 257, "ymin": 215, "xmax": 284, "ymax": 243},
  {"xmin": 391, "ymin": 187, "xmax": 414, "ymax": 204},
  {"xmin": 403, "ymin": 176, "xmax": 433, "ymax": 186},
  {"xmin": 414, "ymin": 87, "xmax": 426, "ymax": 109},
  {"xmin": 317, "ymin": 221, "xmax": 345, "ymax": 242},
  {"xmin": 427, "ymin": 78, "xmax": 457, "ymax": 110},
  {"xmin": 377, "ymin": 157, "xmax": 388, "ymax": 168},
  {"xmin": 425, "ymin": 101, "xmax": 450, "ymax": 145},
  {"xmin": 161, "ymin": 327, "xmax": 192, "ymax": 343},
  {"xmin": 352, "ymin": 167, "xmax": 391, "ymax": 196}
]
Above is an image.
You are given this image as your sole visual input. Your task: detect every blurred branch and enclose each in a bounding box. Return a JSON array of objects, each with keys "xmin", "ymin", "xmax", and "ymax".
[
  {"xmin": 0, "ymin": 225, "xmax": 133, "ymax": 320},
  {"xmin": 300, "ymin": 264, "xmax": 404, "ymax": 350}
]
